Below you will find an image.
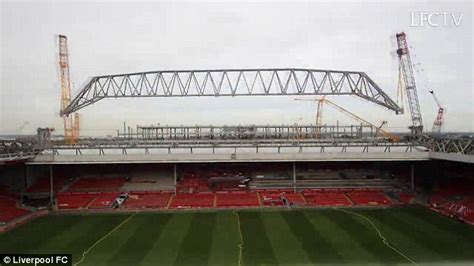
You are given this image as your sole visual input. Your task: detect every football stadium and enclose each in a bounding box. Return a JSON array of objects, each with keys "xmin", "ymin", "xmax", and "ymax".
[
  {"xmin": 1, "ymin": 207, "xmax": 474, "ymax": 265},
  {"xmin": 1, "ymin": 2, "xmax": 473, "ymax": 266}
]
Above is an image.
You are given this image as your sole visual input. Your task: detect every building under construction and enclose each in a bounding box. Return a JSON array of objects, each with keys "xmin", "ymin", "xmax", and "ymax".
[{"xmin": 0, "ymin": 32, "xmax": 473, "ymax": 231}]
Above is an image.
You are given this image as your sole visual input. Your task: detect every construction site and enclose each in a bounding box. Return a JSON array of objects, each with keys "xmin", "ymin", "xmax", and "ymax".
[
  {"xmin": 1, "ymin": 28, "xmax": 472, "ymax": 219},
  {"xmin": 1, "ymin": 4, "xmax": 473, "ymax": 263}
]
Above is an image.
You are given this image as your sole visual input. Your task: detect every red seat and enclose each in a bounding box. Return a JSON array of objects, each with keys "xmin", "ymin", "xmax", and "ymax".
[
  {"xmin": 216, "ymin": 192, "xmax": 259, "ymax": 207},
  {"xmin": 346, "ymin": 190, "xmax": 392, "ymax": 206},
  {"xmin": 398, "ymin": 192, "xmax": 414, "ymax": 204},
  {"xmin": 0, "ymin": 195, "xmax": 30, "ymax": 223},
  {"xmin": 259, "ymin": 190, "xmax": 306, "ymax": 206},
  {"xmin": 170, "ymin": 193, "xmax": 214, "ymax": 209},
  {"xmin": 123, "ymin": 192, "xmax": 171, "ymax": 209},
  {"xmin": 26, "ymin": 177, "xmax": 67, "ymax": 193},
  {"xmin": 176, "ymin": 176, "xmax": 210, "ymax": 193},
  {"xmin": 88, "ymin": 192, "xmax": 121, "ymax": 209},
  {"xmin": 303, "ymin": 190, "xmax": 352, "ymax": 206},
  {"xmin": 56, "ymin": 192, "xmax": 97, "ymax": 209}
]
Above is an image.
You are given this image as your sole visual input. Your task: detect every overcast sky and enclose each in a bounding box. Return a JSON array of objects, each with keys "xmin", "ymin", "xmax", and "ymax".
[{"xmin": 1, "ymin": 1, "xmax": 472, "ymax": 136}]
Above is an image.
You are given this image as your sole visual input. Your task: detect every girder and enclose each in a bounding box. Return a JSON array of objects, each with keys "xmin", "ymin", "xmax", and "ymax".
[
  {"xmin": 61, "ymin": 68, "xmax": 402, "ymax": 115},
  {"xmin": 48, "ymin": 139, "xmax": 414, "ymax": 157},
  {"xmin": 120, "ymin": 124, "xmax": 378, "ymax": 141},
  {"xmin": 419, "ymin": 137, "xmax": 473, "ymax": 155}
]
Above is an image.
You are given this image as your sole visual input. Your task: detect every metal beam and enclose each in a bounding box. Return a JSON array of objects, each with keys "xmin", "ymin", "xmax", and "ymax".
[
  {"xmin": 28, "ymin": 151, "xmax": 431, "ymax": 165},
  {"xmin": 47, "ymin": 141, "xmax": 416, "ymax": 157},
  {"xmin": 419, "ymin": 137, "xmax": 473, "ymax": 155},
  {"xmin": 61, "ymin": 68, "xmax": 402, "ymax": 115},
  {"xmin": 120, "ymin": 124, "xmax": 377, "ymax": 141},
  {"xmin": 50, "ymin": 138, "xmax": 411, "ymax": 151}
]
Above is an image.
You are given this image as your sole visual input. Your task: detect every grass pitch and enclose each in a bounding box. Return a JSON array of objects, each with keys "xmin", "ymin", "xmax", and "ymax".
[{"xmin": 1, "ymin": 207, "xmax": 473, "ymax": 265}]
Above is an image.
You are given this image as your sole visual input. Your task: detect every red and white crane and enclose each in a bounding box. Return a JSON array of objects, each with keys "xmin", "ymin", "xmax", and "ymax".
[{"xmin": 396, "ymin": 32, "xmax": 424, "ymax": 137}]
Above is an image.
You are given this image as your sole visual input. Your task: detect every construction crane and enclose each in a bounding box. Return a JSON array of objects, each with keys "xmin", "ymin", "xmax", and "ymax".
[
  {"xmin": 18, "ymin": 122, "xmax": 29, "ymax": 133},
  {"xmin": 295, "ymin": 98, "xmax": 400, "ymax": 142},
  {"xmin": 293, "ymin": 117, "xmax": 303, "ymax": 140},
  {"xmin": 396, "ymin": 32, "xmax": 423, "ymax": 137},
  {"xmin": 292, "ymin": 97, "xmax": 325, "ymax": 139},
  {"xmin": 429, "ymin": 90, "xmax": 444, "ymax": 134},
  {"xmin": 58, "ymin": 35, "xmax": 80, "ymax": 144},
  {"xmin": 315, "ymin": 96, "xmax": 326, "ymax": 138}
]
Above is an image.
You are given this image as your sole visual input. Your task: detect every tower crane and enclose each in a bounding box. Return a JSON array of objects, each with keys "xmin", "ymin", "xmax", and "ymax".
[
  {"xmin": 429, "ymin": 90, "xmax": 444, "ymax": 134},
  {"xmin": 315, "ymin": 96, "xmax": 326, "ymax": 138},
  {"xmin": 293, "ymin": 97, "xmax": 325, "ymax": 139},
  {"xmin": 396, "ymin": 32, "xmax": 424, "ymax": 137},
  {"xmin": 58, "ymin": 35, "xmax": 80, "ymax": 144},
  {"xmin": 294, "ymin": 98, "xmax": 400, "ymax": 142}
]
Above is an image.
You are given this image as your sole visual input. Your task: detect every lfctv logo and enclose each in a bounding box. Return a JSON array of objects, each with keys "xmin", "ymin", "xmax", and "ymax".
[
  {"xmin": 1, "ymin": 254, "xmax": 71, "ymax": 266},
  {"xmin": 410, "ymin": 12, "xmax": 464, "ymax": 27}
]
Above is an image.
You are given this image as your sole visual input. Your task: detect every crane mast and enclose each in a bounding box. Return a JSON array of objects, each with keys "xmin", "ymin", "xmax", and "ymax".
[
  {"xmin": 58, "ymin": 35, "xmax": 79, "ymax": 144},
  {"xmin": 396, "ymin": 32, "xmax": 423, "ymax": 137},
  {"xmin": 315, "ymin": 96, "xmax": 326, "ymax": 138},
  {"xmin": 429, "ymin": 90, "xmax": 444, "ymax": 134}
]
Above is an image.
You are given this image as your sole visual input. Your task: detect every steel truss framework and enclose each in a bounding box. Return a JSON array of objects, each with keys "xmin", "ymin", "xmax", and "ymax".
[
  {"xmin": 41, "ymin": 135, "xmax": 474, "ymax": 157},
  {"xmin": 49, "ymin": 139, "xmax": 415, "ymax": 156},
  {"xmin": 0, "ymin": 152, "xmax": 38, "ymax": 163},
  {"xmin": 61, "ymin": 68, "xmax": 402, "ymax": 115},
  {"xmin": 420, "ymin": 138, "xmax": 473, "ymax": 155},
  {"xmin": 0, "ymin": 140, "xmax": 39, "ymax": 158},
  {"xmin": 119, "ymin": 124, "xmax": 381, "ymax": 141}
]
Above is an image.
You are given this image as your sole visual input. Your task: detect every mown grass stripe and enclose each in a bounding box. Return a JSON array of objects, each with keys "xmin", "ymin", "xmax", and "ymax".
[
  {"xmin": 401, "ymin": 207, "xmax": 474, "ymax": 241},
  {"xmin": 140, "ymin": 213, "xmax": 193, "ymax": 266},
  {"xmin": 327, "ymin": 209, "xmax": 403, "ymax": 263},
  {"xmin": 208, "ymin": 212, "xmax": 240, "ymax": 266},
  {"xmin": 38, "ymin": 215, "xmax": 128, "ymax": 259},
  {"xmin": 106, "ymin": 213, "xmax": 172, "ymax": 265},
  {"xmin": 173, "ymin": 212, "xmax": 217, "ymax": 266},
  {"xmin": 239, "ymin": 212, "xmax": 278, "ymax": 266},
  {"xmin": 395, "ymin": 208, "xmax": 474, "ymax": 243},
  {"xmin": 303, "ymin": 210, "xmax": 377, "ymax": 263},
  {"xmin": 0, "ymin": 215, "xmax": 85, "ymax": 253},
  {"xmin": 2, "ymin": 208, "xmax": 474, "ymax": 266},
  {"xmin": 357, "ymin": 208, "xmax": 444, "ymax": 262},
  {"xmin": 335, "ymin": 208, "xmax": 416, "ymax": 265},
  {"xmin": 365, "ymin": 208, "xmax": 474, "ymax": 262},
  {"xmin": 261, "ymin": 211, "xmax": 311, "ymax": 265},
  {"xmin": 281, "ymin": 211, "xmax": 343, "ymax": 264},
  {"xmin": 74, "ymin": 212, "xmax": 139, "ymax": 266}
]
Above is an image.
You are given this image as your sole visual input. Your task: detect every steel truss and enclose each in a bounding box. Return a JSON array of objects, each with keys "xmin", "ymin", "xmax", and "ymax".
[
  {"xmin": 0, "ymin": 152, "xmax": 38, "ymax": 163},
  {"xmin": 420, "ymin": 137, "xmax": 473, "ymax": 155},
  {"xmin": 61, "ymin": 68, "xmax": 402, "ymax": 115},
  {"xmin": 49, "ymin": 139, "xmax": 415, "ymax": 156},
  {"xmin": 118, "ymin": 124, "xmax": 382, "ymax": 141}
]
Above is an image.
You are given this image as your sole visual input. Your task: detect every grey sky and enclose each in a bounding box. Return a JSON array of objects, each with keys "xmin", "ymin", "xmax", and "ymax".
[{"xmin": 1, "ymin": 1, "xmax": 472, "ymax": 136}]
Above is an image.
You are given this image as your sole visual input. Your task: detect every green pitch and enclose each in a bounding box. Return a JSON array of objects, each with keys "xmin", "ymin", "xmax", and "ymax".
[{"xmin": 1, "ymin": 207, "xmax": 473, "ymax": 265}]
